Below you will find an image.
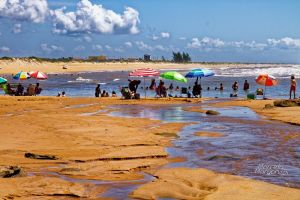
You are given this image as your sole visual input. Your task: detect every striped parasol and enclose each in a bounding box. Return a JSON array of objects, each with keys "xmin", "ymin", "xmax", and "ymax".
[
  {"xmin": 29, "ymin": 71, "xmax": 48, "ymax": 80},
  {"xmin": 13, "ymin": 71, "xmax": 31, "ymax": 81},
  {"xmin": 255, "ymin": 74, "xmax": 278, "ymax": 99},
  {"xmin": 129, "ymin": 68, "xmax": 160, "ymax": 77},
  {"xmin": 129, "ymin": 68, "xmax": 160, "ymax": 98}
]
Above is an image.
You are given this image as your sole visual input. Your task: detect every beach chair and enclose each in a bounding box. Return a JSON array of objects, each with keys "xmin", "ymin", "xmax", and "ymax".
[{"xmin": 121, "ymin": 87, "xmax": 132, "ymax": 99}]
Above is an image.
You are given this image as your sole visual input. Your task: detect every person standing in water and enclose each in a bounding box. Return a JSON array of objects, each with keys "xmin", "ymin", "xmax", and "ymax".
[
  {"xmin": 243, "ymin": 80, "xmax": 250, "ymax": 96},
  {"xmin": 290, "ymin": 75, "xmax": 297, "ymax": 99},
  {"xmin": 95, "ymin": 84, "xmax": 101, "ymax": 97}
]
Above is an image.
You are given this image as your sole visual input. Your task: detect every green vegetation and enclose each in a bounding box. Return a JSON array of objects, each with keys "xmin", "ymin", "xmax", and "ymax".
[{"xmin": 172, "ymin": 52, "xmax": 191, "ymax": 63}]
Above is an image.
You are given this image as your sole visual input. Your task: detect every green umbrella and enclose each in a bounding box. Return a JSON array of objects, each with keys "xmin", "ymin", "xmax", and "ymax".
[
  {"xmin": 0, "ymin": 77, "xmax": 7, "ymax": 84},
  {"xmin": 160, "ymin": 71, "xmax": 187, "ymax": 83}
]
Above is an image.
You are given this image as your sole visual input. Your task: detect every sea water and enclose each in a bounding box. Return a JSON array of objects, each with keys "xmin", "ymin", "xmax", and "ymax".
[{"xmin": 1, "ymin": 65, "xmax": 299, "ymax": 98}]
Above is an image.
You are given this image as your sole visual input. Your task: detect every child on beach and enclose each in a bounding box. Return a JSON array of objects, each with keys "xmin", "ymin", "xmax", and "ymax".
[{"xmin": 290, "ymin": 75, "xmax": 297, "ymax": 99}]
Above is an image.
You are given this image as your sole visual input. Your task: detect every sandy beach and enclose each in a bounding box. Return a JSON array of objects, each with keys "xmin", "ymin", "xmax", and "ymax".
[
  {"xmin": 0, "ymin": 59, "xmax": 292, "ymax": 74},
  {"xmin": 0, "ymin": 96, "xmax": 299, "ymax": 199}
]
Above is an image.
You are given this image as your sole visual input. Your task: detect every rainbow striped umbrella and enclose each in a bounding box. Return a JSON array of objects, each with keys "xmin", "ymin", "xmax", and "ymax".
[
  {"xmin": 129, "ymin": 68, "xmax": 160, "ymax": 98},
  {"xmin": 13, "ymin": 71, "xmax": 31, "ymax": 81},
  {"xmin": 255, "ymin": 74, "xmax": 278, "ymax": 98},
  {"xmin": 29, "ymin": 71, "xmax": 48, "ymax": 80}
]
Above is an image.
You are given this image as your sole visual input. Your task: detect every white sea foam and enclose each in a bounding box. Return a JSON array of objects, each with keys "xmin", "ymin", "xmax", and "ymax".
[
  {"xmin": 214, "ymin": 65, "xmax": 300, "ymax": 78},
  {"xmin": 67, "ymin": 77, "xmax": 94, "ymax": 83}
]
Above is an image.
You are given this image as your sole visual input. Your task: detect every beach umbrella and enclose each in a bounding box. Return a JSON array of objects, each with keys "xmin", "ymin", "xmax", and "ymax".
[
  {"xmin": 160, "ymin": 71, "xmax": 187, "ymax": 83},
  {"xmin": 0, "ymin": 77, "xmax": 7, "ymax": 84},
  {"xmin": 13, "ymin": 71, "xmax": 30, "ymax": 81},
  {"xmin": 29, "ymin": 71, "xmax": 48, "ymax": 80},
  {"xmin": 185, "ymin": 68, "xmax": 215, "ymax": 83},
  {"xmin": 255, "ymin": 74, "xmax": 278, "ymax": 99},
  {"xmin": 129, "ymin": 68, "xmax": 160, "ymax": 98}
]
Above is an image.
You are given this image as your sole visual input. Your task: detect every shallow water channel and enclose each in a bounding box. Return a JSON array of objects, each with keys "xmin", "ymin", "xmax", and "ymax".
[
  {"xmin": 33, "ymin": 102, "xmax": 300, "ymax": 199},
  {"xmin": 106, "ymin": 102, "xmax": 300, "ymax": 198}
]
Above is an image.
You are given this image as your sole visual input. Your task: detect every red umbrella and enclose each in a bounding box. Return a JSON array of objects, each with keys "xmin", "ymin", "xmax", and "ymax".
[
  {"xmin": 129, "ymin": 68, "xmax": 160, "ymax": 98},
  {"xmin": 29, "ymin": 71, "xmax": 48, "ymax": 80},
  {"xmin": 255, "ymin": 74, "xmax": 278, "ymax": 99}
]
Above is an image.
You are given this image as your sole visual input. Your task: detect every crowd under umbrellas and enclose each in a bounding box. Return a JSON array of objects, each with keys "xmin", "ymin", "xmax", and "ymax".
[
  {"xmin": 0, "ymin": 71, "xmax": 47, "ymax": 96},
  {"xmin": 0, "ymin": 67, "xmax": 296, "ymax": 100}
]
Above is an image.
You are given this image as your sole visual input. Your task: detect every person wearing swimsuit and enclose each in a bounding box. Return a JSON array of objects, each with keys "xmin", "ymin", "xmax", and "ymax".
[{"xmin": 290, "ymin": 75, "xmax": 297, "ymax": 99}]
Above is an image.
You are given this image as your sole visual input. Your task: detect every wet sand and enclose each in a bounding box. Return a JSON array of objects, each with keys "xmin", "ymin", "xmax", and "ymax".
[
  {"xmin": 0, "ymin": 96, "xmax": 299, "ymax": 199},
  {"xmin": 0, "ymin": 59, "xmax": 291, "ymax": 74}
]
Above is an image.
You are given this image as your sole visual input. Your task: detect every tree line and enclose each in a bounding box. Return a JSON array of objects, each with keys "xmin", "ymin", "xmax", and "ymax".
[{"xmin": 172, "ymin": 52, "xmax": 191, "ymax": 63}]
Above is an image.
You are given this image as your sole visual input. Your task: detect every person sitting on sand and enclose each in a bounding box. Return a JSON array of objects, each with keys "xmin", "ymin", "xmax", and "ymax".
[
  {"xmin": 156, "ymin": 80, "xmax": 167, "ymax": 97},
  {"xmin": 15, "ymin": 83, "xmax": 24, "ymax": 96},
  {"xmin": 61, "ymin": 91, "xmax": 66, "ymax": 97},
  {"xmin": 95, "ymin": 84, "xmax": 101, "ymax": 97},
  {"xmin": 105, "ymin": 92, "xmax": 109, "ymax": 97},
  {"xmin": 101, "ymin": 90, "xmax": 106, "ymax": 97},
  {"xmin": 35, "ymin": 83, "xmax": 42, "ymax": 95},
  {"xmin": 290, "ymin": 75, "xmax": 297, "ymax": 99},
  {"xmin": 6, "ymin": 83, "xmax": 15, "ymax": 95},
  {"xmin": 112, "ymin": 90, "xmax": 117, "ymax": 97},
  {"xmin": 27, "ymin": 84, "xmax": 35, "ymax": 96}
]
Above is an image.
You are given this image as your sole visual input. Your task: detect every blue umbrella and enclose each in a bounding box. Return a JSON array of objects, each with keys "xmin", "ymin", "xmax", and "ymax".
[{"xmin": 185, "ymin": 68, "xmax": 214, "ymax": 83}]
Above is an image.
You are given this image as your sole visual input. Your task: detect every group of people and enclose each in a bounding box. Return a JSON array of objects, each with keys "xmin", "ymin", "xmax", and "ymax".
[
  {"xmin": 94, "ymin": 75, "xmax": 297, "ymax": 99},
  {"xmin": 95, "ymin": 84, "xmax": 117, "ymax": 98},
  {"xmin": 5, "ymin": 83, "xmax": 42, "ymax": 96}
]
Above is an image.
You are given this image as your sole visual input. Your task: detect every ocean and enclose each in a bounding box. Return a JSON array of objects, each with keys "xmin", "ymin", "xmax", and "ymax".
[{"xmin": 1, "ymin": 65, "xmax": 299, "ymax": 99}]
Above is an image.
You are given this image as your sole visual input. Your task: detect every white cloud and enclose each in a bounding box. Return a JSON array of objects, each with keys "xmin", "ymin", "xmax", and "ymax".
[
  {"xmin": 12, "ymin": 23, "xmax": 22, "ymax": 34},
  {"xmin": 151, "ymin": 34, "xmax": 159, "ymax": 41},
  {"xmin": 0, "ymin": 46, "xmax": 10, "ymax": 52},
  {"xmin": 179, "ymin": 37, "xmax": 187, "ymax": 40},
  {"xmin": 230, "ymin": 41, "xmax": 267, "ymax": 51},
  {"xmin": 187, "ymin": 37, "xmax": 225, "ymax": 49},
  {"xmin": 114, "ymin": 48, "xmax": 124, "ymax": 52},
  {"xmin": 40, "ymin": 43, "xmax": 63, "ymax": 53},
  {"xmin": 92, "ymin": 44, "xmax": 103, "ymax": 51},
  {"xmin": 267, "ymin": 37, "xmax": 300, "ymax": 49},
  {"xmin": 155, "ymin": 45, "xmax": 168, "ymax": 51},
  {"xmin": 50, "ymin": 0, "xmax": 140, "ymax": 35},
  {"xmin": 136, "ymin": 41, "xmax": 153, "ymax": 51},
  {"xmin": 0, "ymin": 0, "xmax": 48, "ymax": 23},
  {"xmin": 161, "ymin": 32, "xmax": 170, "ymax": 38},
  {"xmin": 124, "ymin": 42, "xmax": 132, "ymax": 48},
  {"xmin": 105, "ymin": 45, "xmax": 112, "ymax": 51},
  {"xmin": 83, "ymin": 35, "xmax": 92, "ymax": 42},
  {"xmin": 74, "ymin": 45, "xmax": 85, "ymax": 51}
]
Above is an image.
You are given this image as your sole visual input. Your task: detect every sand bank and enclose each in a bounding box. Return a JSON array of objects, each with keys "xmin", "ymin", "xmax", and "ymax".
[
  {"xmin": 0, "ymin": 59, "xmax": 290, "ymax": 74},
  {"xmin": 132, "ymin": 168, "xmax": 300, "ymax": 200},
  {"xmin": 0, "ymin": 97, "xmax": 299, "ymax": 199},
  {"xmin": 0, "ymin": 97, "xmax": 192, "ymax": 198}
]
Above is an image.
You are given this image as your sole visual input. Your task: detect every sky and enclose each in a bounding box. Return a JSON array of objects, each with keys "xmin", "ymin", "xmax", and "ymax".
[{"xmin": 0, "ymin": 0, "xmax": 300, "ymax": 63}]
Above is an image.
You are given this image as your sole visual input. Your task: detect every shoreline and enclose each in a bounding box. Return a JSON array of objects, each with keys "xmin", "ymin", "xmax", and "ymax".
[
  {"xmin": 0, "ymin": 97, "xmax": 299, "ymax": 199},
  {"xmin": 0, "ymin": 60, "xmax": 296, "ymax": 74}
]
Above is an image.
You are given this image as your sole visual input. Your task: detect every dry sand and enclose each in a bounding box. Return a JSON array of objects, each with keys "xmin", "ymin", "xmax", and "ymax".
[
  {"xmin": 0, "ymin": 96, "xmax": 299, "ymax": 199},
  {"xmin": 0, "ymin": 59, "xmax": 290, "ymax": 74}
]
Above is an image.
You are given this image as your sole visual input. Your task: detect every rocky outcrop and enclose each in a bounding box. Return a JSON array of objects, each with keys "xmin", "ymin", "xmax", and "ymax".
[
  {"xmin": 0, "ymin": 166, "xmax": 22, "ymax": 178},
  {"xmin": 24, "ymin": 153, "xmax": 58, "ymax": 160},
  {"xmin": 274, "ymin": 99, "xmax": 300, "ymax": 107},
  {"xmin": 205, "ymin": 110, "xmax": 220, "ymax": 115}
]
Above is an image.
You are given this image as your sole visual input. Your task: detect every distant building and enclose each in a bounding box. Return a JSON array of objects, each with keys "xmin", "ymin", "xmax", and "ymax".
[{"xmin": 144, "ymin": 54, "xmax": 151, "ymax": 61}]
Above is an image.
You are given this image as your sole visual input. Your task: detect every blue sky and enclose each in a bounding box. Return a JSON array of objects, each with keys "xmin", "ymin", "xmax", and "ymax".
[{"xmin": 0, "ymin": 0, "xmax": 300, "ymax": 63}]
